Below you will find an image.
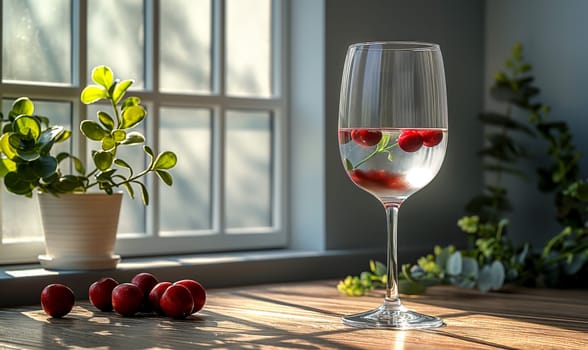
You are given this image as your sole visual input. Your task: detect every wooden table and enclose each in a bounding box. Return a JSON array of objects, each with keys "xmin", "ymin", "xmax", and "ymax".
[{"xmin": 0, "ymin": 280, "xmax": 586, "ymax": 349}]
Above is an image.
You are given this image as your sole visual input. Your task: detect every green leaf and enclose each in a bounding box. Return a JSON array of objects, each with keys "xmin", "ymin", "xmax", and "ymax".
[
  {"xmin": 11, "ymin": 97, "xmax": 34, "ymax": 116},
  {"xmin": 121, "ymin": 105, "xmax": 146, "ymax": 129},
  {"xmin": 98, "ymin": 111, "xmax": 115, "ymax": 131},
  {"xmin": 134, "ymin": 181, "xmax": 149, "ymax": 205},
  {"xmin": 58, "ymin": 154, "xmax": 86, "ymax": 174},
  {"xmin": 446, "ymin": 251, "xmax": 462, "ymax": 276},
  {"xmin": 122, "ymin": 182, "xmax": 135, "ymax": 199},
  {"xmin": 461, "ymin": 257, "xmax": 479, "ymax": 279},
  {"xmin": 565, "ymin": 254, "xmax": 587, "ymax": 275},
  {"xmin": 122, "ymin": 96, "xmax": 141, "ymax": 109},
  {"xmin": 80, "ymin": 85, "xmax": 108, "ymax": 104},
  {"xmin": 477, "ymin": 261, "xmax": 505, "ymax": 292},
  {"xmin": 96, "ymin": 169, "xmax": 116, "ymax": 182},
  {"xmin": 121, "ymin": 131, "xmax": 145, "ymax": 145},
  {"xmin": 152, "ymin": 151, "xmax": 177, "ymax": 170},
  {"xmin": 101, "ymin": 135, "xmax": 116, "ymax": 150},
  {"xmin": 0, "ymin": 133, "xmax": 18, "ymax": 160},
  {"xmin": 345, "ymin": 158, "xmax": 353, "ymax": 171},
  {"xmin": 112, "ymin": 79, "xmax": 133, "ymax": 104},
  {"xmin": 31, "ymin": 156, "xmax": 58, "ymax": 178},
  {"xmin": 375, "ymin": 133, "xmax": 391, "ymax": 152},
  {"xmin": 80, "ymin": 120, "xmax": 109, "ymax": 141},
  {"xmin": 489, "ymin": 261, "xmax": 505, "ymax": 289},
  {"xmin": 4, "ymin": 172, "xmax": 34, "ymax": 196},
  {"xmin": 52, "ymin": 175, "xmax": 86, "ymax": 193},
  {"xmin": 0, "ymin": 157, "xmax": 16, "ymax": 177},
  {"xmin": 14, "ymin": 116, "xmax": 41, "ymax": 141},
  {"xmin": 144, "ymin": 145, "xmax": 154, "ymax": 162},
  {"xmin": 93, "ymin": 150, "xmax": 114, "ymax": 171},
  {"xmin": 114, "ymin": 158, "xmax": 132, "ymax": 170},
  {"xmin": 91, "ymin": 65, "xmax": 114, "ymax": 89},
  {"xmin": 37, "ymin": 126, "xmax": 68, "ymax": 155},
  {"xmin": 112, "ymin": 130, "xmax": 126, "ymax": 142},
  {"xmin": 370, "ymin": 260, "xmax": 387, "ymax": 276},
  {"xmin": 477, "ymin": 265, "xmax": 493, "ymax": 292},
  {"xmin": 435, "ymin": 246, "xmax": 453, "ymax": 268},
  {"xmin": 155, "ymin": 170, "xmax": 173, "ymax": 186}
]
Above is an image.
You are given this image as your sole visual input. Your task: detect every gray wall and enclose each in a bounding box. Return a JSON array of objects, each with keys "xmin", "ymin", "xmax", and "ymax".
[
  {"xmin": 485, "ymin": 0, "xmax": 588, "ymax": 247},
  {"xmin": 324, "ymin": 0, "xmax": 485, "ymax": 261}
]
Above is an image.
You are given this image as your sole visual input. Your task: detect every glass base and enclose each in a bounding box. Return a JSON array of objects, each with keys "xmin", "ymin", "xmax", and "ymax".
[{"xmin": 342, "ymin": 303, "xmax": 444, "ymax": 329}]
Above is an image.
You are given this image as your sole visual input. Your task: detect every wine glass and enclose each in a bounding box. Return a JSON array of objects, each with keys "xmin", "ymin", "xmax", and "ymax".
[{"xmin": 338, "ymin": 41, "xmax": 448, "ymax": 329}]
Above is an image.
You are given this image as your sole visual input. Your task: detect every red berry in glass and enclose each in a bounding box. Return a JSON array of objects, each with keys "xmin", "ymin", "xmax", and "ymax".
[
  {"xmin": 41, "ymin": 284, "xmax": 75, "ymax": 318},
  {"xmin": 420, "ymin": 130, "xmax": 443, "ymax": 147},
  {"xmin": 89, "ymin": 277, "xmax": 118, "ymax": 312},
  {"xmin": 351, "ymin": 129, "xmax": 382, "ymax": 147},
  {"xmin": 160, "ymin": 284, "xmax": 194, "ymax": 319},
  {"xmin": 175, "ymin": 279, "xmax": 207, "ymax": 314},
  {"xmin": 111, "ymin": 283, "xmax": 144, "ymax": 317},
  {"xmin": 397, "ymin": 130, "xmax": 423, "ymax": 152},
  {"xmin": 148, "ymin": 281, "xmax": 173, "ymax": 315}
]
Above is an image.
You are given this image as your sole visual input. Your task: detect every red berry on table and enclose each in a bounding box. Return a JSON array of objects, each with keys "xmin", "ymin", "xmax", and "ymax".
[
  {"xmin": 351, "ymin": 129, "xmax": 382, "ymax": 147},
  {"xmin": 131, "ymin": 272, "xmax": 159, "ymax": 310},
  {"xmin": 398, "ymin": 130, "xmax": 423, "ymax": 152},
  {"xmin": 175, "ymin": 279, "xmax": 207, "ymax": 314},
  {"xmin": 111, "ymin": 283, "xmax": 144, "ymax": 317},
  {"xmin": 41, "ymin": 284, "xmax": 75, "ymax": 318},
  {"xmin": 160, "ymin": 284, "xmax": 194, "ymax": 319},
  {"xmin": 420, "ymin": 129, "xmax": 443, "ymax": 147},
  {"xmin": 131, "ymin": 272, "xmax": 159, "ymax": 297},
  {"xmin": 89, "ymin": 277, "xmax": 118, "ymax": 312},
  {"xmin": 148, "ymin": 281, "xmax": 173, "ymax": 315}
]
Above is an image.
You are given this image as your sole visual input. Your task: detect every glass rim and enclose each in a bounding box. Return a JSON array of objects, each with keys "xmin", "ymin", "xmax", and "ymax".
[{"xmin": 349, "ymin": 41, "xmax": 440, "ymax": 51}]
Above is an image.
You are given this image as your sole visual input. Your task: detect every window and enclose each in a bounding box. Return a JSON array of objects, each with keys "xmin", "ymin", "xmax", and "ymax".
[{"xmin": 0, "ymin": 0, "xmax": 287, "ymax": 264}]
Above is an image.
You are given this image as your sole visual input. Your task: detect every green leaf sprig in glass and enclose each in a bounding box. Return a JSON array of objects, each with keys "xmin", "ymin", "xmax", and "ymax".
[{"xmin": 0, "ymin": 65, "xmax": 177, "ymax": 205}]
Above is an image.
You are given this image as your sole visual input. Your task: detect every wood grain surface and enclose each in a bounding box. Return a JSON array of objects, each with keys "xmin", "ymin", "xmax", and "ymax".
[{"xmin": 0, "ymin": 280, "xmax": 586, "ymax": 349}]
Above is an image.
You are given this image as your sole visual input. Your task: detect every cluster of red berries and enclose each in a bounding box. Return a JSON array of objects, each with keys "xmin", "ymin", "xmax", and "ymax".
[
  {"xmin": 40, "ymin": 272, "xmax": 206, "ymax": 319},
  {"xmin": 349, "ymin": 169, "xmax": 408, "ymax": 191},
  {"xmin": 397, "ymin": 129, "xmax": 443, "ymax": 152},
  {"xmin": 339, "ymin": 128, "xmax": 444, "ymax": 152}
]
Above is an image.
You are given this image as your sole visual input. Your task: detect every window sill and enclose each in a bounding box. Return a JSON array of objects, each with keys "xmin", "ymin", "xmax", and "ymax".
[{"xmin": 0, "ymin": 248, "xmax": 384, "ymax": 307}]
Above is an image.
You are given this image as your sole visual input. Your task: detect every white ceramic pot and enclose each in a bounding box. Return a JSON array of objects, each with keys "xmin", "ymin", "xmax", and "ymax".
[{"xmin": 37, "ymin": 192, "xmax": 123, "ymax": 270}]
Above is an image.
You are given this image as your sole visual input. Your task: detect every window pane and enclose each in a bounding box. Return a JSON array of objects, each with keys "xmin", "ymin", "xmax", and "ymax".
[
  {"xmin": 86, "ymin": 104, "xmax": 146, "ymax": 234},
  {"xmin": 1, "ymin": 100, "xmax": 72, "ymax": 242},
  {"xmin": 88, "ymin": 0, "xmax": 145, "ymax": 88},
  {"xmin": 159, "ymin": 107, "xmax": 212, "ymax": 234},
  {"xmin": 160, "ymin": 0, "xmax": 212, "ymax": 94},
  {"xmin": 226, "ymin": 0, "xmax": 271, "ymax": 97},
  {"xmin": 225, "ymin": 110, "xmax": 272, "ymax": 229},
  {"xmin": 2, "ymin": 0, "xmax": 71, "ymax": 84}
]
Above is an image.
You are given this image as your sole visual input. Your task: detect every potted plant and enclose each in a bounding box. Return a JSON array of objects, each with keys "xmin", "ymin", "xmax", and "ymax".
[{"xmin": 0, "ymin": 65, "xmax": 177, "ymax": 270}]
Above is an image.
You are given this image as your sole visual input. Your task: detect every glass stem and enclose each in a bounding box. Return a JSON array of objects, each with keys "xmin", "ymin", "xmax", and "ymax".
[{"xmin": 384, "ymin": 203, "xmax": 403, "ymax": 308}]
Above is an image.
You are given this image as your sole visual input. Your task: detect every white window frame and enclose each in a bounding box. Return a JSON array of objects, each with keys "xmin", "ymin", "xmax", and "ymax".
[{"xmin": 0, "ymin": 0, "xmax": 288, "ymax": 264}]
